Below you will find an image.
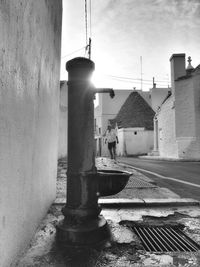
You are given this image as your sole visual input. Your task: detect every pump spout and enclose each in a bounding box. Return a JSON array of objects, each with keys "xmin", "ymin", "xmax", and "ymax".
[{"xmin": 94, "ymin": 88, "xmax": 115, "ymax": 98}]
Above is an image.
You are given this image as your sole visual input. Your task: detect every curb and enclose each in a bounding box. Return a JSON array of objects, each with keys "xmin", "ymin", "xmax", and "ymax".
[
  {"xmin": 116, "ymin": 161, "xmax": 156, "ymax": 184},
  {"xmin": 139, "ymin": 156, "xmax": 200, "ymax": 162},
  {"xmin": 54, "ymin": 197, "xmax": 199, "ymax": 208},
  {"xmin": 99, "ymin": 198, "xmax": 200, "ymax": 208}
]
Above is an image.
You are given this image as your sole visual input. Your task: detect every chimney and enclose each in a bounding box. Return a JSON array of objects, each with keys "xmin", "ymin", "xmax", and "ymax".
[{"xmin": 170, "ymin": 54, "xmax": 186, "ymax": 95}]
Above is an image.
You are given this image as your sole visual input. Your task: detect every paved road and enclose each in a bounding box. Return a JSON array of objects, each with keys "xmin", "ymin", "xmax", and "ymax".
[{"xmin": 118, "ymin": 157, "xmax": 200, "ymax": 201}]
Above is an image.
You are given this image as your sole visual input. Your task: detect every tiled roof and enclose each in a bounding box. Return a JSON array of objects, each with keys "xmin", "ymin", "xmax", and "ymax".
[{"xmin": 110, "ymin": 91, "xmax": 155, "ymax": 130}]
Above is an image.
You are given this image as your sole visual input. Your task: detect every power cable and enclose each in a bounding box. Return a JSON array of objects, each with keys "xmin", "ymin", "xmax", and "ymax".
[
  {"xmin": 89, "ymin": 0, "xmax": 92, "ymax": 38},
  {"xmin": 105, "ymin": 74, "xmax": 169, "ymax": 84},
  {"xmin": 107, "ymin": 76, "xmax": 169, "ymax": 86},
  {"xmin": 85, "ymin": 0, "xmax": 88, "ymax": 47},
  {"xmin": 61, "ymin": 46, "xmax": 86, "ymax": 59},
  {"xmin": 85, "ymin": 0, "xmax": 92, "ymax": 59}
]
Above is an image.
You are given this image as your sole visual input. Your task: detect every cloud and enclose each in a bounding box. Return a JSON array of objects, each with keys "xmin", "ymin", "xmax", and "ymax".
[{"xmin": 62, "ymin": 0, "xmax": 200, "ymax": 89}]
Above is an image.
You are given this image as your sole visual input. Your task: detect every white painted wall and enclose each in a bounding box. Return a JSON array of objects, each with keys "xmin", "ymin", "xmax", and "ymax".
[
  {"xmin": 174, "ymin": 73, "xmax": 200, "ymax": 159},
  {"xmin": 117, "ymin": 128, "xmax": 154, "ymax": 156},
  {"xmin": 0, "ymin": 1, "xmax": 62, "ymax": 266},
  {"xmin": 193, "ymin": 68, "xmax": 200, "ymax": 139},
  {"xmin": 175, "ymin": 79, "xmax": 196, "ymax": 138},
  {"xmin": 156, "ymin": 97, "xmax": 178, "ymax": 158},
  {"xmin": 155, "ymin": 54, "xmax": 200, "ymax": 160},
  {"xmin": 58, "ymin": 81, "xmax": 68, "ymax": 159}
]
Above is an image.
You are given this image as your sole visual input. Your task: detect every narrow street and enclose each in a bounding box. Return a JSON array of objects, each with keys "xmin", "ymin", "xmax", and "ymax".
[{"xmin": 118, "ymin": 157, "xmax": 200, "ymax": 201}]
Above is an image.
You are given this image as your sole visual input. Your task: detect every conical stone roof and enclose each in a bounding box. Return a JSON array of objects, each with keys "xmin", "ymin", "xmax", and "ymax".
[{"xmin": 110, "ymin": 91, "xmax": 155, "ymax": 130}]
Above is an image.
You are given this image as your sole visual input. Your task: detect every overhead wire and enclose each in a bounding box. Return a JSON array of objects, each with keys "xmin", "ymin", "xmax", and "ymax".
[
  {"xmin": 108, "ymin": 78, "xmax": 165, "ymax": 86},
  {"xmin": 61, "ymin": 46, "xmax": 86, "ymax": 59},
  {"xmin": 104, "ymin": 74, "xmax": 170, "ymax": 84},
  {"xmin": 84, "ymin": 0, "xmax": 92, "ymax": 58},
  {"xmin": 61, "ymin": 0, "xmax": 92, "ymax": 60},
  {"xmin": 89, "ymin": 0, "xmax": 92, "ymax": 38},
  {"xmin": 85, "ymin": 0, "xmax": 88, "ymax": 47},
  {"xmin": 100, "ymin": 74, "xmax": 170, "ymax": 87},
  {"xmin": 64, "ymin": 1, "xmax": 169, "ymax": 87}
]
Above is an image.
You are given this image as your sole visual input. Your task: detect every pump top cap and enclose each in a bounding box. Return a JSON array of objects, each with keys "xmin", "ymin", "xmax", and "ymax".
[{"xmin": 66, "ymin": 57, "xmax": 95, "ymax": 71}]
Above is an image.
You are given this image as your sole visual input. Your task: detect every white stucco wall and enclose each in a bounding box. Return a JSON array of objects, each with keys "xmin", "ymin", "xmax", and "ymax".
[
  {"xmin": 175, "ymin": 79, "xmax": 196, "ymax": 138},
  {"xmin": 157, "ymin": 97, "xmax": 178, "ymax": 158},
  {"xmin": 175, "ymin": 75, "xmax": 200, "ymax": 159},
  {"xmin": 0, "ymin": 1, "xmax": 62, "ymax": 266},
  {"xmin": 193, "ymin": 69, "xmax": 200, "ymax": 139},
  {"xmin": 117, "ymin": 128, "xmax": 154, "ymax": 156},
  {"xmin": 58, "ymin": 81, "xmax": 68, "ymax": 159}
]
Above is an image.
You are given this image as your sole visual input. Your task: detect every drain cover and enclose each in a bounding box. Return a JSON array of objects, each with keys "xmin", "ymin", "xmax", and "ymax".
[
  {"xmin": 126, "ymin": 177, "xmax": 156, "ymax": 188},
  {"xmin": 123, "ymin": 222, "xmax": 200, "ymax": 252}
]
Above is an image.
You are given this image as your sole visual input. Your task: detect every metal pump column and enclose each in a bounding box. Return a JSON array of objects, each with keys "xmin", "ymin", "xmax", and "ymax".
[{"xmin": 57, "ymin": 57, "xmax": 109, "ymax": 246}]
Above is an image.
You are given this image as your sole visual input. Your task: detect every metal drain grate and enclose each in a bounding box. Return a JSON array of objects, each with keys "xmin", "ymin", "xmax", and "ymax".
[
  {"xmin": 131, "ymin": 224, "xmax": 200, "ymax": 252},
  {"xmin": 126, "ymin": 177, "xmax": 156, "ymax": 188}
]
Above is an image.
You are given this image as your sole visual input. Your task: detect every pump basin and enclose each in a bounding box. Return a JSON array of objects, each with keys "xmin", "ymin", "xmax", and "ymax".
[{"xmin": 97, "ymin": 169, "xmax": 132, "ymax": 197}]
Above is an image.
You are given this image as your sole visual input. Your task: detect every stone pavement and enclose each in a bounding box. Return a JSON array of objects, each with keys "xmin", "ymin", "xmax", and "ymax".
[{"xmin": 16, "ymin": 157, "xmax": 200, "ymax": 267}]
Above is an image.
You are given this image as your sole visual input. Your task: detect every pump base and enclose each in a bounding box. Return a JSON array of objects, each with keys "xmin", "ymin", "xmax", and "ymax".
[{"xmin": 56, "ymin": 215, "xmax": 110, "ymax": 248}]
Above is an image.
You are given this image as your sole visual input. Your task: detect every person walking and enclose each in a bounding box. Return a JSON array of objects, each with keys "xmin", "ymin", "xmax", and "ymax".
[{"xmin": 105, "ymin": 125, "xmax": 119, "ymax": 160}]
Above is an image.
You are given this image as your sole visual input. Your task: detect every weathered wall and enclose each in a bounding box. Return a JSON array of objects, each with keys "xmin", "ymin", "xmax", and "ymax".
[
  {"xmin": 175, "ymin": 72, "xmax": 200, "ymax": 159},
  {"xmin": 193, "ymin": 68, "xmax": 200, "ymax": 140},
  {"xmin": 175, "ymin": 78, "xmax": 196, "ymax": 138},
  {"xmin": 0, "ymin": 1, "xmax": 62, "ymax": 266},
  {"xmin": 157, "ymin": 97, "xmax": 178, "ymax": 158},
  {"xmin": 117, "ymin": 128, "xmax": 154, "ymax": 156},
  {"xmin": 58, "ymin": 81, "xmax": 68, "ymax": 159}
]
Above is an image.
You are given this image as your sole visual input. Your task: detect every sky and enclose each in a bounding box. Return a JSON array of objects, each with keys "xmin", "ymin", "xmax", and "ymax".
[{"xmin": 61, "ymin": 0, "xmax": 200, "ymax": 91}]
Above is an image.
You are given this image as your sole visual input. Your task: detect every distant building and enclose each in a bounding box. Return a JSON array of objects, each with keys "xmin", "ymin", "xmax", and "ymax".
[
  {"xmin": 110, "ymin": 91, "xmax": 155, "ymax": 156},
  {"xmin": 58, "ymin": 81, "xmax": 68, "ymax": 159},
  {"xmin": 94, "ymin": 89, "xmax": 133, "ymax": 156},
  {"xmin": 154, "ymin": 54, "xmax": 200, "ymax": 159},
  {"xmin": 94, "ymin": 87, "xmax": 169, "ymax": 157},
  {"xmin": 149, "ymin": 84, "xmax": 171, "ymax": 112}
]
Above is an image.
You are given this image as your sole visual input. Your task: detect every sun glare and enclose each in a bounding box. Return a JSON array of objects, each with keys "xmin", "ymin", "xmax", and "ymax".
[{"xmin": 91, "ymin": 71, "xmax": 110, "ymax": 88}]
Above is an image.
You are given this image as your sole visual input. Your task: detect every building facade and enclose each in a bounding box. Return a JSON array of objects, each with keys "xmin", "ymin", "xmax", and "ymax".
[
  {"xmin": 58, "ymin": 81, "xmax": 68, "ymax": 159},
  {"xmin": 154, "ymin": 54, "xmax": 200, "ymax": 159},
  {"xmin": 111, "ymin": 91, "xmax": 155, "ymax": 156},
  {"xmin": 94, "ymin": 89, "xmax": 133, "ymax": 156},
  {"xmin": 0, "ymin": 1, "xmax": 62, "ymax": 265}
]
